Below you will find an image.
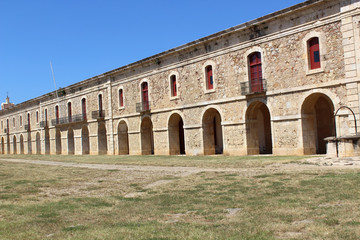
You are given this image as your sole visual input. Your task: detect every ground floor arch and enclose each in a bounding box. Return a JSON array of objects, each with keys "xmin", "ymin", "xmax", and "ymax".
[
  {"xmin": 20, "ymin": 135, "xmax": 24, "ymax": 154},
  {"xmin": 1, "ymin": 137, "xmax": 4, "ymax": 154},
  {"xmin": 168, "ymin": 113, "xmax": 185, "ymax": 155},
  {"xmin": 301, "ymin": 93, "xmax": 335, "ymax": 154},
  {"xmin": 68, "ymin": 128, "xmax": 75, "ymax": 155},
  {"xmin": 45, "ymin": 130, "xmax": 50, "ymax": 155},
  {"xmin": 82, "ymin": 125, "xmax": 90, "ymax": 155},
  {"xmin": 202, "ymin": 108, "xmax": 223, "ymax": 155},
  {"xmin": 13, "ymin": 135, "xmax": 17, "ymax": 154},
  {"xmin": 36, "ymin": 132, "xmax": 41, "ymax": 154},
  {"xmin": 141, "ymin": 117, "xmax": 154, "ymax": 155},
  {"xmin": 246, "ymin": 101, "xmax": 273, "ymax": 155},
  {"xmin": 98, "ymin": 123, "xmax": 108, "ymax": 155},
  {"xmin": 118, "ymin": 121, "xmax": 129, "ymax": 155},
  {"xmin": 56, "ymin": 129, "xmax": 61, "ymax": 155}
]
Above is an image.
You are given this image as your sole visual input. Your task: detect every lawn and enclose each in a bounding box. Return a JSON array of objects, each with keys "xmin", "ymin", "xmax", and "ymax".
[{"xmin": 0, "ymin": 155, "xmax": 359, "ymax": 239}]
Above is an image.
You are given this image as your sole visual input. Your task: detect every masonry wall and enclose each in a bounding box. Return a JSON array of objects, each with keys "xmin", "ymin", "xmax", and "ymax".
[{"xmin": 0, "ymin": 0, "xmax": 359, "ymax": 156}]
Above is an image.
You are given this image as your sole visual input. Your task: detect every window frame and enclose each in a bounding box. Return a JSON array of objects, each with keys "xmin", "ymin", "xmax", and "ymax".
[
  {"xmin": 203, "ymin": 60, "xmax": 216, "ymax": 94},
  {"xmin": 303, "ymin": 32, "xmax": 326, "ymax": 75},
  {"xmin": 118, "ymin": 87, "xmax": 125, "ymax": 109},
  {"xmin": 169, "ymin": 71, "xmax": 179, "ymax": 100}
]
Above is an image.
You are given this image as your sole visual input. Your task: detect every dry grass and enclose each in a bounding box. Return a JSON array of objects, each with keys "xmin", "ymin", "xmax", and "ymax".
[{"xmin": 0, "ymin": 156, "xmax": 359, "ymax": 239}]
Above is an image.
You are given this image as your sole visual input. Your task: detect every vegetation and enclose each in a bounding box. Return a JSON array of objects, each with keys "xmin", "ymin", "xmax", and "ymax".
[{"xmin": 0, "ymin": 155, "xmax": 359, "ymax": 239}]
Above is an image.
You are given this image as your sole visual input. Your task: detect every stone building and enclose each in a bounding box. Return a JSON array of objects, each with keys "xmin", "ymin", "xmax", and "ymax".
[{"xmin": 1, "ymin": 0, "xmax": 359, "ymax": 156}]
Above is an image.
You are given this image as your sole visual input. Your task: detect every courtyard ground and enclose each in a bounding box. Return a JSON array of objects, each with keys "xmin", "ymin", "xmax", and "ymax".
[{"xmin": 0, "ymin": 155, "xmax": 359, "ymax": 239}]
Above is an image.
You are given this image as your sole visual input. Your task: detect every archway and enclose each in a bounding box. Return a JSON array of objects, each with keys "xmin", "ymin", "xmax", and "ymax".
[
  {"xmin": 82, "ymin": 125, "xmax": 90, "ymax": 155},
  {"xmin": 68, "ymin": 128, "xmax": 75, "ymax": 155},
  {"xmin": 245, "ymin": 101, "xmax": 273, "ymax": 155},
  {"xmin": 141, "ymin": 117, "xmax": 154, "ymax": 155},
  {"xmin": 20, "ymin": 135, "xmax": 24, "ymax": 154},
  {"xmin": 301, "ymin": 93, "xmax": 335, "ymax": 154},
  {"xmin": 56, "ymin": 129, "xmax": 62, "ymax": 155},
  {"xmin": 118, "ymin": 121, "xmax": 129, "ymax": 155},
  {"xmin": 98, "ymin": 123, "xmax": 108, "ymax": 155},
  {"xmin": 45, "ymin": 130, "xmax": 50, "ymax": 155},
  {"xmin": 13, "ymin": 135, "xmax": 17, "ymax": 154},
  {"xmin": 36, "ymin": 132, "xmax": 41, "ymax": 154},
  {"xmin": 202, "ymin": 108, "xmax": 223, "ymax": 155},
  {"xmin": 1, "ymin": 137, "xmax": 4, "ymax": 154},
  {"xmin": 168, "ymin": 113, "xmax": 185, "ymax": 155}
]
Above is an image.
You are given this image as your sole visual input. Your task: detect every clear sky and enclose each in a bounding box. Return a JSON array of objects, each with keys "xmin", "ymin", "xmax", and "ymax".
[{"xmin": 0, "ymin": 0, "xmax": 304, "ymax": 105}]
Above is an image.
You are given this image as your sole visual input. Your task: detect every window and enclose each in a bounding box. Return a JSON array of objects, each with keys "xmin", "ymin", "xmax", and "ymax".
[
  {"xmin": 98, "ymin": 94, "xmax": 104, "ymax": 117},
  {"xmin": 170, "ymin": 75, "xmax": 177, "ymax": 97},
  {"xmin": 20, "ymin": 116, "xmax": 22, "ymax": 127},
  {"xmin": 68, "ymin": 102, "xmax": 72, "ymax": 122},
  {"xmin": 308, "ymin": 37, "xmax": 321, "ymax": 70},
  {"xmin": 248, "ymin": 52, "xmax": 263, "ymax": 92},
  {"xmin": 141, "ymin": 82, "xmax": 149, "ymax": 110},
  {"xmin": 13, "ymin": 118, "xmax": 15, "ymax": 128},
  {"xmin": 44, "ymin": 109, "xmax": 48, "ymax": 123},
  {"xmin": 36, "ymin": 111, "xmax": 39, "ymax": 123},
  {"xmin": 55, "ymin": 106, "xmax": 59, "ymax": 124},
  {"xmin": 205, "ymin": 65, "xmax": 213, "ymax": 90},
  {"xmin": 82, "ymin": 98, "xmax": 87, "ymax": 120},
  {"xmin": 27, "ymin": 113, "xmax": 30, "ymax": 128},
  {"xmin": 119, "ymin": 89, "xmax": 124, "ymax": 107}
]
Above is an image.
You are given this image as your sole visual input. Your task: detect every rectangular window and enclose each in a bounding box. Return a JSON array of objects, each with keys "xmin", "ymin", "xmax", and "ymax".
[
  {"xmin": 206, "ymin": 66, "xmax": 213, "ymax": 90},
  {"xmin": 119, "ymin": 89, "xmax": 124, "ymax": 107},
  {"xmin": 171, "ymin": 75, "xmax": 177, "ymax": 97},
  {"xmin": 309, "ymin": 37, "xmax": 321, "ymax": 70},
  {"xmin": 36, "ymin": 112, "xmax": 39, "ymax": 123},
  {"xmin": 20, "ymin": 116, "xmax": 22, "ymax": 126}
]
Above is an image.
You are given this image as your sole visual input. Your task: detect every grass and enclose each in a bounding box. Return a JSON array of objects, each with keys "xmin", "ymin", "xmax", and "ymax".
[
  {"xmin": 0, "ymin": 154, "xmax": 309, "ymax": 168},
  {"xmin": 0, "ymin": 155, "xmax": 359, "ymax": 239}
]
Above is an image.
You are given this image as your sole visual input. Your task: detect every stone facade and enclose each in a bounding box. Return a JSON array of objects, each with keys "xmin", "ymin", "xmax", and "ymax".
[{"xmin": 1, "ymin": 0, "xmax": 360, "ymax": 156}]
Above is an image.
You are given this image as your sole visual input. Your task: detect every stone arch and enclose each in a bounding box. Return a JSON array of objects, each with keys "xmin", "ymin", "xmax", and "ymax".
[
  {"xmin": 56, "ymin": 129, "xmax": 61, "ymax": 155},
  {"xmin": 202, "ymin": 108, "xmax": 223, "ymax": 155},
  {"xmin": 82, "ymin": 125, "xmax": 90, "ymax": 155},
  {"xmin": 245, "ymin": 101, "xmax": 273, "ymax": 155},
  {"xmin": 67, "ymin": 128, "xmax": 75, "ymax": 155},
  {"xmin": 13, "ymin": 135, "xmax": 17, "ymax": 154},
  {"xmin": 45, "ymin": 129, "xmax": 50, "ymax": 155},
  {"xmin": 20, "ymin": 135, "xmax": 24, "ymax": 154},
  {"xmin": 36, "ymin": 132, "xmax": 41, "ymax": 154},
  {"xmin": 301, "ymin": 93, "xmax": 335, "ymax": 154},
  {"xmin": 140, "ymin": 116, "xmax": 154, "ymax": 155},
  {"xmin": 1, "ymin": 137, "xmax": 4, "ymax": 154},
  {"xmin": 118, "ymin": 120, "xmax": 129, "ymax": 155},
  {"xmin": 98, "ymin": 122, "xmax": 108, "ymax": 155},
  {"xmin": 168, "ymin": 113, "xmax": 185, "ymax": 155}
]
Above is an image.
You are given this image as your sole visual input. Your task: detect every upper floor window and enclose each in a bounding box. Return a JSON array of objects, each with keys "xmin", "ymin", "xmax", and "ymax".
[
  {"xmin": 205, "ymin": 65, "xmax": 213, "ymax": 90},
  {"xmin": 68, "ymin": 102, "xmax": 72, "ymax": 122},
  {"xmin": 36, "ymin": 111, "xmax": 39, "ymax": 123},
  {"xmin": 141, "ymin": 82, "xmax": 149, "ymax": 111},
  {"xmin": 81, "ymin": 98, "xmax": 87, "ymax": 120},
  {"xmin": 20, "ymin": 116, "xmax": 22, "ymax": 127},
  {"xmin": 248, "ymin": 52, "xmax": 263, "ymax": 92},
  {"xmin": 98, "ymin": 94, "xmax": 104, "ymax": 118},
  {"xmin": 13, "ymin": 117, "xmax": 15, "ymax": 128},
  {"xmin": 55, "ymin": 106, "xmax": 59, "ymax": 124},
  {"xmin": 308, "ymin": 37, "xmax": 321, "ymax": 70},
  {"xmin": 7, "ymin": 119, "xmax": 9, "ymax": 130},
  {"xmin": 44, "ymin": 109, "xmax": 48, "ymax": 123},
  {"xmin": 170, "ymin": 75, "xmax": 177, "ymax": 97},
  {"xmin": 119, "ymin": 89, "xmax": 124, "ymax": 107}
]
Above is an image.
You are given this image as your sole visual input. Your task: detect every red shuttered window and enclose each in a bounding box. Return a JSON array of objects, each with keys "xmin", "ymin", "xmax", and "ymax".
[
  {"xmin": 142, "ymin": 82, "xmax": 149, "ymax": 110},
  {"xmin": 170, "ymin": 75, "xmax": 177, "ymax": 97},
  {"xmin": 119, "ymin": 89, "xmax": 124, "ymax": 107},
  {"xmin": 309, "ymin": 37, "xmax": 320, "ymax": 70},
  {"xmin": 249, "ymin": 52, "xmax": 263, "ymax": 92},
  {"xmin": 206, "ymin": 65, "xmax": 213, "ymax": 90}
]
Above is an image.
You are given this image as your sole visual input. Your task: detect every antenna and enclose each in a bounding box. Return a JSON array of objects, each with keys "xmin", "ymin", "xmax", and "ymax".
[{"xmin": 50, "ymin": 61, "xmax": 59, "ymax": 99}]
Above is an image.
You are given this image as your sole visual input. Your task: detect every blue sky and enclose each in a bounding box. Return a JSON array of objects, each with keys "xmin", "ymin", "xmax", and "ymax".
[{"xmin": 0, "ymin": 0, "xmax": 304, "ymax": 105}]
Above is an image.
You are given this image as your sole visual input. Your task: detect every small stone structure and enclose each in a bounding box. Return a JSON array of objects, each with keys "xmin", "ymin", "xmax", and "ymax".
[{"xmin": 1, "ymin": 0, "xmax": 360, "ymax": 156}]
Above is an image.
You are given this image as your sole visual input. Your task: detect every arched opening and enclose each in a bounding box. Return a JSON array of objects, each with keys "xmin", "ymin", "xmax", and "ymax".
[
  {"xmin": 56, "ymin": 129, "xmax": 61, "ymax": 155},
  {"xmin": 45, "ymin": 130, "xmax": 50, "ymax": 155},
  {"xmin": 20, "ymin": 135, "xmax": 24, "ymax": 154},
  {"xmin": 98, "ymin": 123, "xmax": 108, "ymax": 155},
  {"xmin": 27, "ymin": 133, "xmax": 32, "ymax": 154},
  {"xmin": 82, "ymin": 125, "xmax": 90, "ymax": 155},
  {"xmin": 118, "ymin": 121, "xmax": 129, "ymax": 155},
  {"xmin": 168, "ymin": 113, "xmax": 185, "ymax": 155},
  {"xmin": 301, "ymin": 93, "xmax": 335, "ymax": 154},
  {"xmin": 141, "ymin": 117, "xmax": 154, "ymax": 155},
  {"xmin": 68, "ymin": 128, "xmax": 75, "ymax": 155},
  {"xmin": 7, "ymin": 135, "xmax": 10, "ymax": 154},
  {"xmin": 202, "ymin": 108, "xmax": 223, "ymax": 155},
  {"xmin": 245, "ymin": 102, "xmax": 273, "ymax": 155},
  {"xmin": 1, "ymin": 137, "xmax": 4, "ymax": 154},
  {"xmin": 36, "ymin": 132, "xmax": 41, "ymax": 154},
  {"xmin": 13, "ymin": 135, "xmax": 17, "ymax": 154}
]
